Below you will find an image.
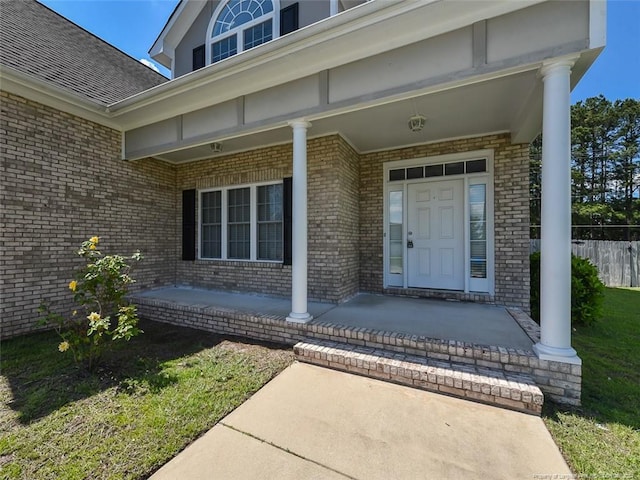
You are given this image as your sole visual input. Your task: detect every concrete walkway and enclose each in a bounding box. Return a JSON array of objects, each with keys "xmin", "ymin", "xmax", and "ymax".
[{"xmin": 151, "ymin": 363, "xmax": 570, "ymax": 480}]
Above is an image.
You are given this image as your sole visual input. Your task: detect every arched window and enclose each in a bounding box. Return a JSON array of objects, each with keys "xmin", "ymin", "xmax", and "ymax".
[{"xmin": 207, "ymin": 0, "xmax": 279, "ymax": 65}]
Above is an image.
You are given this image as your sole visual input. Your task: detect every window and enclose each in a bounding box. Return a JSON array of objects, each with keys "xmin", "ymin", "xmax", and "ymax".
[
  {"xmin": 257, "ymin": 184, "xmax": 283, "ymax": 260},
  {"xmin": 207, "ymin": 0, "xmax": 277, "ymax": 65},
  {"xmin": 469, "ymin": 184, "xmax": 487, "ymax": 279},
  {"xmin": 192, "ymin": 44, "xmax": 205, "ymax": 71},
  {"xmin": 244, "ymin": 20, "xmax": 272, "ymax": 50},
  {"xmin": 388, "ymin": 159, "xmax": 487, "ymax": 182},
  {"xmin": 227, "ymin": 188, "xmax": 251, "ymax": 259},
  {"xmin": 201, "ymin": 191, "xmax": 222, "ymax": 258},
  {"xmin": 200, "ymin": 182, "xmax": 283, "ymax": 261},
  {"xmin": 388, "ymin": 190, "xmax": 403, "ymax": 276},
  {"xmin": 212, "ymin": 36, "xmax": 237, "ymax": 63}
]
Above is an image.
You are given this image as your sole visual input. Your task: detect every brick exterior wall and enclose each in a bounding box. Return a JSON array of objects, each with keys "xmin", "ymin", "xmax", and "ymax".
[
  {"xmin": 334, "ymin": 137, "xmax": 360, "ymax": 301},
  {"xmin": 1, "ymin": 92, "xmax": 530, "ymax": 338},
  {"xmin": 0, "ymin": 92, "xmax": 177, "ymax": 339},
  {"xmin": 359, "ymin": 134, "xmax": 530, "ymax": 310},
  {"xmin": 174, "ymin": 135, "xmax": 360, "ymax": 303}
]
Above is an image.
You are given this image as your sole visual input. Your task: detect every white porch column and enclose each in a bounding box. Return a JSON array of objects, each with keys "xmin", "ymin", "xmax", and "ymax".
[
  {"xmin": 533, "ymin": 57, "xmax": 580, "ymax": 364},
  {"xmin": 287, "ymin": 120, "xmax": 313, "ymax": 323}
]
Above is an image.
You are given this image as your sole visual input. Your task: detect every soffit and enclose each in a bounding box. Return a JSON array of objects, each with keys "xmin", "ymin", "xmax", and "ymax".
[{"xmin": 154, "ymin": 69, "xmax": 539, "ymax": 162}]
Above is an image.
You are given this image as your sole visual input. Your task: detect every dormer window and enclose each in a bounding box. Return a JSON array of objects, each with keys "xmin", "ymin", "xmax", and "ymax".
[{"xmin": 207, "ymin": 0, "xmax": 279, "ymax": 65}]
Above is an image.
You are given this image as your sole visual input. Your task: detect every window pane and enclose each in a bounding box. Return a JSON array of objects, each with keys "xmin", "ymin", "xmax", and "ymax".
[
  {"xmin": 201, "ymin": 191, "xmax": 222, "ymax": 259},
  {"xmin": 470, "ymin": 203, "xmax": 486, "ymax": 223},
  {"xmin": 445, "ymin": 162, "xmax": 464, "ymax": 175},
  {"xmin": 469, "ymin": 184, "xmax": 487, "ymax": 279},
  {"xmin": 258, "ymin": 223, "xmax": 282, "ymax": 260},
  {"xmin": 243, "ymin": 20, "xmax": 272, "ymax": 50},
  {"xmin": 388, "ymin": 191, "xmax": 403, "ymax": 275},
  {"xmin": 406, "ymin": 167, "xmax": 423, "ymax": 179},
  {"xmin": 257, "ymin": 184, "xmax": 283, "ymax": 261},
  {"xmin": 257, "ymin": 184, "xmax": 282, "ymax": 221},
  {"xmin": 202, "ymin": 225, "xmax": 222, "ymax": 258},
  {"xmin": 228, "ymin": 224, "xmax": 250, "ymax": 259},
  {"xmin": 213, "ymin": 0, "xmax": 274, "ymax": 36},
  {"xmin": 471, "ymin": 260, "xmax": 487, "ymax": 278},
  {"xmin": 389, "ymin": 169, "xmax": 405, "ymax": 181},
  {"xmin": 212, "ymin": 35, "xmax": 237, "ymax": 63},
  {"xmin": 425, "ymin": 164, "xmax": 443, "ymax": 177},
  {"xmin": 228, "ymin": 188, "xmax": 250, "ymax": 222},
  {"xmin": 228, "ymin": 187, "xmax": 250, "ymax": 259},
  {"xmin": 466, "ymin": 159, "xmax": 487, "ymax": 173}
]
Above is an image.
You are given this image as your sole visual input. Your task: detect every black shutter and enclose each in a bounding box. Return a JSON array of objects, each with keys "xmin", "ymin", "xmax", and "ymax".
[
  {"xmin": 280, "ymin": 3, "xmax": 299, "ymax": 36},
  {"xmin": 182, "ymin": 189, "xmax": 196, "ymax": 261},
  {"xmin": 192, "ymin": 45, "xmax": 205, "ymax": 71},
  {"xmin": 283, "ymin": 177, "xmax": 292, "ymax": 265}
]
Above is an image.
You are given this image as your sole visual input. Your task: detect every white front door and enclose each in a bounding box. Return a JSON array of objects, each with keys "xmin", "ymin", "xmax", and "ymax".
[{"xmin": 407, "ymin": 180, "xmax": 464, "ymax": 290}]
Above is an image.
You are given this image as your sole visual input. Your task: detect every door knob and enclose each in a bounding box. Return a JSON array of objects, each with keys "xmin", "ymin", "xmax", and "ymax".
[{"xmin": 407, "ymin": 240, "xmax": 414, "ymax": 248}]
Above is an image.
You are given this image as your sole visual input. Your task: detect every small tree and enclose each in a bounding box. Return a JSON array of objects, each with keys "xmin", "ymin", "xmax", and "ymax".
[{"xmin": 39, "ymin": 236, "xmax": 143, "ymax": 370}]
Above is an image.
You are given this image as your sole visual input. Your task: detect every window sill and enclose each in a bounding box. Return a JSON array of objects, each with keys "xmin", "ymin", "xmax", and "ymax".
[{"xmin": 195, "ymin": 258, "xmax": 285, "ymax": 267}]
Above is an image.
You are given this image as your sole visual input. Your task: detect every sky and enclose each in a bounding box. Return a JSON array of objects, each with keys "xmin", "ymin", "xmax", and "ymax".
[{"xmin": 38, "ymin": 0, "xmax": 639, "ymax": 104}]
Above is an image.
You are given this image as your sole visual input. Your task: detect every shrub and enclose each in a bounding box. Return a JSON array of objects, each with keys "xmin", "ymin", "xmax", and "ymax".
[
  {"xmin": 530, "ymin": 251, "xmax": 605, "ymax": 326},
  {"xmin": 39, "ymin": 236, "xmax": 143, "ymax": 370}
]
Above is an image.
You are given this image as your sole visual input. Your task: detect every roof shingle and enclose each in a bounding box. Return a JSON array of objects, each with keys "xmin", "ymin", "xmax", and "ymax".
[{"xmin": 0, "ymin": 0, "xmax": 168, "ymax": 105}]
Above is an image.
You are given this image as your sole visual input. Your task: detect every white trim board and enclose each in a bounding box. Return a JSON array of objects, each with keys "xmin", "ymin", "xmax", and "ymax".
[{"xmin": 382, "ymin": 150, "xmax": 495, "ymax": 296}]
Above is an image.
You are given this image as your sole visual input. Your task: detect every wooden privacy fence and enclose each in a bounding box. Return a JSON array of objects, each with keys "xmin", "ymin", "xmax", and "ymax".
[{"xmin": 530, "ymin": 240, "xmax": 640, "ymax": 288}]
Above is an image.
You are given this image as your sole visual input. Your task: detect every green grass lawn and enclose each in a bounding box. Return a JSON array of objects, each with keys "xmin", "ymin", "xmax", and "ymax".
[
  {"xmin": 543, "ymin": 287, "xmax": 640, "ymax": 478},
  {"xmin": 0, "ymin": 320, "xmax": 293, "ymax": 479}
]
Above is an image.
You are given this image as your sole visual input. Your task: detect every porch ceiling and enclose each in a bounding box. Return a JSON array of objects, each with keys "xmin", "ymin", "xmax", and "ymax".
[{"xmin": 155, "ymin": 69, "xmax": 539, "ymax": 163}]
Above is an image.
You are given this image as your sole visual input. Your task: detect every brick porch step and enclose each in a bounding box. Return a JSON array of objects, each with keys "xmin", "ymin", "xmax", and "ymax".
[{"xmin": 294, "ymin": 338, "xmax": 544, "ymax": 415}]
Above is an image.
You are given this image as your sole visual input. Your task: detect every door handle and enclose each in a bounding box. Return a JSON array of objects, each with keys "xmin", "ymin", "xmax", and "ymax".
[{"xmin": 407, "ymin": 240, "xmax": 414, "ymax": 248}]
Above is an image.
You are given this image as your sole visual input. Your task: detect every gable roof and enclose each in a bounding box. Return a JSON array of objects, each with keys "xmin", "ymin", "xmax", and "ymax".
[{"xmin": 0, "ymin": 0, "xmax": 168, "ymax": 105}]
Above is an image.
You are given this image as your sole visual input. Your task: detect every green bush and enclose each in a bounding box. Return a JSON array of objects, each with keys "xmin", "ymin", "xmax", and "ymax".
[{"xmin": 530, "ymin": 251, "xmax": 605, "ymax": 326}]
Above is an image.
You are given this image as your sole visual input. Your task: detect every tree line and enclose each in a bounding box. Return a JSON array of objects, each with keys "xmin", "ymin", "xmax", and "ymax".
[{"xmin": 530, "ymin": 96, "xmax": 639, "ymax": 240}]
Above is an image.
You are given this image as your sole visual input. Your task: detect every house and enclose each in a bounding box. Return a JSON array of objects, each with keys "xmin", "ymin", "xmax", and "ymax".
[{"xmin": 1, "ymin": 0, "xmax": 606, "ymax": 409}]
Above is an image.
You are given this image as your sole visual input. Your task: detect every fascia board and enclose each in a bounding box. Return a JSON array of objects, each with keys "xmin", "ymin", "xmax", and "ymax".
[
  {"xmin": 589, "ymin": 0, "xmax": 607, "ymax": 49},
  {"xmin": 149, "ymin": 0, "xmax": 207, "ymax": 68},
  {"xmin": 149, "ymin": 0, "xmax": 185, "ymax": 57},
  {"xmin": 110, "ymin": 0, "xmax": 547, "ymax": 129},
  {"xmin": 0, "ymin": 66, "xmax": 119, "ymax": 130}
]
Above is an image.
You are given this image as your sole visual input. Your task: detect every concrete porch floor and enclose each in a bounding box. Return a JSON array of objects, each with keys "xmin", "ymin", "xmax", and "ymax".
[{"xmin": 134, "ymin": 287, "xmax": 534, "ymax": 350}]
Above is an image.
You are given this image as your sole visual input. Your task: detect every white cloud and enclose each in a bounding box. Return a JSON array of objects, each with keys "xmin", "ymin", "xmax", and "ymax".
[{"xmin": 139, "ymin": 59, "xmax": 160, "ymax": 73}]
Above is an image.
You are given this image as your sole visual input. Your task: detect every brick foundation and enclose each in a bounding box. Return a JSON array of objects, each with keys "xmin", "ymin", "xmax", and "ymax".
[
  {"xmin": 294, "ymin": 339, "xmax": 544, "ymax": 415},
  {"xmin": 133, "ymin": 292, "xmax": 581, "ymax": 406}
]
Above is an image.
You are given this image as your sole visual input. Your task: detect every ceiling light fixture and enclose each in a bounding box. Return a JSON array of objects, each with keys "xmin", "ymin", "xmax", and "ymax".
[
  {"xmin": 408, "ymin": 114, "xmax": 426, "ymax": 132},
  {"xmin": 210, "ymin": 142, "xmax": 223, "ymax": 153}
]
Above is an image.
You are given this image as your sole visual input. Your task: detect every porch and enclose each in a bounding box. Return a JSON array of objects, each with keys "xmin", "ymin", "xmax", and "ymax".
[
  {"xmin": 131, "ymin": 286, "xmax": 579, "ymax": 414},
  {"xmin": 134, "ymin": 286, "xmax": 535, "ymax": 350}
]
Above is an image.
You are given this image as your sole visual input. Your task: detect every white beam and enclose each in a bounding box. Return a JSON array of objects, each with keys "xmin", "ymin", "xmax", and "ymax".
[{"xmin": 287, "ymin": 120, "xmax": 313, "ymax": 323}]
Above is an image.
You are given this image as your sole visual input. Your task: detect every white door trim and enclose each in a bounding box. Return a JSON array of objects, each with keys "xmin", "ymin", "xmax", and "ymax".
[{"xmin": 383, "ymin": 149, "xmax": 495, "ymax": 294}]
